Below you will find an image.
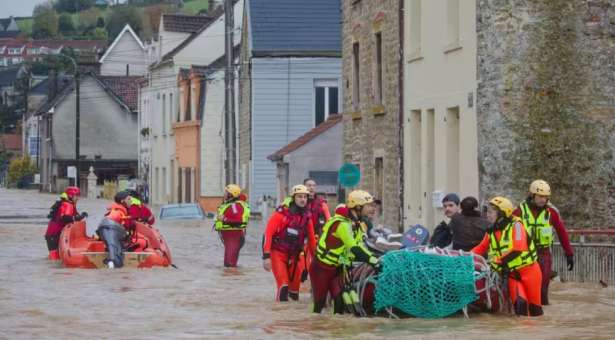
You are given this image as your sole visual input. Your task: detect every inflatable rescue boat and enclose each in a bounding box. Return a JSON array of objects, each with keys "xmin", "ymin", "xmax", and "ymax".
[{"xmin": 58, "ymin": 221, "xmax": 172, "ymax": 269}]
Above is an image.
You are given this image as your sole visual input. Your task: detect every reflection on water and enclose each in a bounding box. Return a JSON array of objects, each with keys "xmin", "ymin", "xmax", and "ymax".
[{"xmin": 1, "ymin": 189, "xmax": 614, "ymax": 339}]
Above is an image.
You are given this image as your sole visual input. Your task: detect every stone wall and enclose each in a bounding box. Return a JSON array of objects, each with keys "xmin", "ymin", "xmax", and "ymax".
[
  {"xmin": 477, "ymin": 0, "xmax": 615, "ymax": 227},
  {"xmin": 342, "ymin": 0, "xmax": 403, "ymax": 228}
]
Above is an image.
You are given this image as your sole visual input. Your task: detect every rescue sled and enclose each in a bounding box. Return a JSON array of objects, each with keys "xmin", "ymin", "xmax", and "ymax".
[{"xmin": 58, "ymin": 220, "xmax": 172, "ymax": 269}]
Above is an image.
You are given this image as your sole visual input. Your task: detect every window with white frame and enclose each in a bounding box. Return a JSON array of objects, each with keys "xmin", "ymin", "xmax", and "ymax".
[
  {"xmin": 314, "ymin": 79, "xmax": 339, "ymax": 126},
  {"xmin": 28, "ymin": 136, "xmax": 40, "ymax": 156}
]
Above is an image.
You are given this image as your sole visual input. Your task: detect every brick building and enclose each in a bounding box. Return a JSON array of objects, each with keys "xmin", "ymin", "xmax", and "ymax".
[{"xmin": 342, "ymin": 0, "xmax": 403, "ymax": 228}]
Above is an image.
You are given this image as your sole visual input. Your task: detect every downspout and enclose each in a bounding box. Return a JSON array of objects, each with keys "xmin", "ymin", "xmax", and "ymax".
[{"xmin": 398, "ymin": 0, "xmax": 405, "ymax": 232}]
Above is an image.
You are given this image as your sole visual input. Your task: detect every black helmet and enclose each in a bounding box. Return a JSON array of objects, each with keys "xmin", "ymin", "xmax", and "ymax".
[
  {"xmin": 114, "ymin": 191, "xmax": 130, "ymax": 204},
  {"xmin": 127, "ymin": 189, "xmax": 140, "ymax": 200}
]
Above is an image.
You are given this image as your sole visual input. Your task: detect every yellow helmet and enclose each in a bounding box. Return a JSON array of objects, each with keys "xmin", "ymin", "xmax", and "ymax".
[
  {"xmin": 489, "ymin": 196, "xmax": 514, "ymax": 218},
  {"xmin": 529, "ymin": 179, "xmax": 551, "ymax": 197},
  {"xmin": 291, "ymin": 184, "xmax": 310, "ymax": 196},
  {"xmin": 347, "ymin": 190, "xmax": 374, "ymax": 209},
  {"xmin": 224, "ymin": 184, "xmax": 242, "ymax": 198}
]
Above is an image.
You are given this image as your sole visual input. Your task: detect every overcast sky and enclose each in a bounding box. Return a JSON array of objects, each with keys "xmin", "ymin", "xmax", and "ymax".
[{"xmin": 5, "ymin": 0, "xmax": 50, "ymax": 17}]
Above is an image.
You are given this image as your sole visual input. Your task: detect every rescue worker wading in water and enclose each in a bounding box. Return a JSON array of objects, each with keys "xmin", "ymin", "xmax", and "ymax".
[
  {"xmin": 127, "ymin": 190, "xmax": 155, "ymax": 226},
  {"xmin": 310, "ymin": 190, "xmax": 379, "ymax": 314},
  {"xmin": 262, "ymin": 185, "xmax": 316, "ymax": 301},
  {"xmin": 45, "ymin": 186, "xmax": 87, "ymax": 260},
  {"xmin": 512, "ymin": 179, "xmax": 574, "ymax": 305},
  {"xmin": 472, "ymin": 196, "xmax": 543, "ymax": 317},
  {"xmin": 215, "ymin": 184, "xmax": 250, "ymax": 267},
  {"xmin": 303, "ymin": 178, "xmax": 331, "ymax": 236}
]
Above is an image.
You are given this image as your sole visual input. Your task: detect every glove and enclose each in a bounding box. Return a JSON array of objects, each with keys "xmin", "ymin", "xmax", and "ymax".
[
  {"xmin": 301, "ymin": 269, "xmax": 309, "ymax": 283},
  {"xmin": 81, "ymin": 212, "xmax": 88, "ymax": 219},
  {"xmin": 566, "ymin": 255, "xmax": 574, "ymax": 271}
]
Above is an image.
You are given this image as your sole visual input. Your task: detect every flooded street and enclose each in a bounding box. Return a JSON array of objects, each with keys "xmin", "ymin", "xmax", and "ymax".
[{"xmin": 1, "ymin": 188, "xmax": 615, "ymax": 339}]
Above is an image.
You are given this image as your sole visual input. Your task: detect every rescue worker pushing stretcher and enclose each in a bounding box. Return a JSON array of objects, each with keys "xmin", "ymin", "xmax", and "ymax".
[
  {"xmin": 310, "ymin": 190, "xmax": 379, "ymax": 314},
  {"xmin": 472, "ymin": 196, "xmax": 543, "ymax": 317}
]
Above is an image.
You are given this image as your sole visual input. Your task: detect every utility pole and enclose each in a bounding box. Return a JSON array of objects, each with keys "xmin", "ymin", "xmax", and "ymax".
[
  {"xmin": 75, "ymin": 69, "xmax": 80, "ymax": 188},
  {"xmin": 224, "ymin": 0, "xmax": 236, "ymax": 184}
]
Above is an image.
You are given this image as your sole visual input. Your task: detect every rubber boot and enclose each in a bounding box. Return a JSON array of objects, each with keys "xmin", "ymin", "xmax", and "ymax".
[
  {"xmin": 48, "ymin": 250, "xmax": 60, "ymax": 261},
  {"xmin": 289, "ymin": 292, "xmax": 299, "ymax": 301}
]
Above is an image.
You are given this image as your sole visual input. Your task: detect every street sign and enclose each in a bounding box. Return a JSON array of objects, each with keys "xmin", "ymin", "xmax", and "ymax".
[
  {"xmin": 338, "ymin": 163, "xmax": 361, "ymax": 188},
  {"xmin": 67, "ymin": 166, "xmax": 77, "ymax": 179}
]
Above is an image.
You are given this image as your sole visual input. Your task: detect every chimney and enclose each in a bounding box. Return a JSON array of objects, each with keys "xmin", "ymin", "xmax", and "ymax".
[{"xmin": 48, "ymin": 69, "xmax": 57, "ymax": 100}]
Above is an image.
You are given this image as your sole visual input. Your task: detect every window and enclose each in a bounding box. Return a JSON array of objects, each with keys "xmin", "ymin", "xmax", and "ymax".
[
  {"xmin": 169, "ymin": 93, "xmax": 174, "ymax": 127},
  {"xmin": 29, "ymin": 137, "xmax": 40, "ymax": 156},
  {"xmin": 186, "ymin": 85, "xmax": 192, "ymax": 121},
  {"xmin": 352, "ymin": 42, "xmax": 360, "ymax": 110},
  {"xmin": 8, "ymin": 48, "xmax": 22, "ymax": 55},
  {"xmin": 409, "ymin": 0, "xmax": 422, "ymax": 56},
  {"xmin": 375, "ymin": 32, "xmax": 383, "ymax": 104},
  {"xmin": 162, "ymin": 94, "xmax": 167, "ymax": 134},
  {"xmin": 446, "ymin": 0, "xmax": 460, "ymax": 48},
  {"xmin": 409, "ymin": 109, "xmax": 422, "ymax": 218},
  {"xmin": 314, "ymin": 79, "xmax": 339, "ymax": 126},
  {"xmin": 27, "ymin": 48, "xmax": 39, "ymax": 55}
]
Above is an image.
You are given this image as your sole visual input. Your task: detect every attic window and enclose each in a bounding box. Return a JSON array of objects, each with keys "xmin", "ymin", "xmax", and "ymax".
[{"xmin": 314, "ymin": 79, "xmax": 339, "ymax": 126}]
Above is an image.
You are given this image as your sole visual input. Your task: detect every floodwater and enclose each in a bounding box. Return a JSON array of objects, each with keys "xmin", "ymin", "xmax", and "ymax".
[{"xmin": 1, "ymin": 188, "xmax": 614, "ymax": 339}]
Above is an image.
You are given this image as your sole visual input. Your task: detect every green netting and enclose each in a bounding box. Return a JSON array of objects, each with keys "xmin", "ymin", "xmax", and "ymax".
[{"xmin": 374, "ymin": 251, "xmax": 478, "ymax": 318}]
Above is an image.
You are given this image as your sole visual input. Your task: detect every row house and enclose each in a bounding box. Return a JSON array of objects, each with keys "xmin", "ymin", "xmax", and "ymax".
[
  {"xmin": 0, "ymin": 39, "xmax": 106, "ymax": 67},
  {"xmin": 341, "ymin": 0, "xmax": 404, "ymax": 228},
  {"xmin": 400, "ymin": 0, "xmax": 615, "ymax": 230},
  {"xmin": 238, "ymin": 0, "xmax": 343, "ymax": 209},
  {"xmin": 141, "ymin": 2, "xmax": 242, "ymax": 207}
]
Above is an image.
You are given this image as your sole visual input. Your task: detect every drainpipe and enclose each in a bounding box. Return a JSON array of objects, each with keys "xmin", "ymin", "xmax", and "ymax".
[{"xmin": 398, "ymin": 0, "xmax": 405, "ymax": 232}]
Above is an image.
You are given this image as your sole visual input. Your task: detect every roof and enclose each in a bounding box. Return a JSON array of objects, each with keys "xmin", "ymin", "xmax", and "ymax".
[
  {"xmin": 0, "ymin": 67, "xmax": 20, "ymax": 86},
  {"xmin": 157, "ymin": 4, "xmax": 230, "ymax": 65},
  {"xmin": 97, "ymin": 75, "xmax": 144, "ymax": 112},
  {"xmin": 248, "ymin": 0, "xmax": 342, "ymax": 57},
  {"xmin": 0, "ymin": 133, "xmax": 22, "ymax": 151},
  {"xmin": 267, "ymin": 114, "xmax": 343, "ymax": 161},
  {"xmin": 36, "ymin": 73, "xmax": 143, "ymax": 114},
  {"xmin": 162, "ymin": 14, "xmax": 214, "ymax": 33},
  {"xmin": 99, "ymin": 24, "xmax": 144, "ymax": 63}
]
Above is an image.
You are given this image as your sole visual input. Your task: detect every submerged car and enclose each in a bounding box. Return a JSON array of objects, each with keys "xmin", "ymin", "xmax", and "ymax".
[{"xmin": 159, "ymin": 203, "xmax": 205, "ymax": 220}]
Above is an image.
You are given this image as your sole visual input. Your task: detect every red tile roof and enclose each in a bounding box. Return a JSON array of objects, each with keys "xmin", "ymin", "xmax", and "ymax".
[
  {"xmin": 0, "ymin": 133, "xmax": 22, "ymax": 151},
  {"xmin": 97, "ymin": 75, "xmax": 144, "ymax": 112},
  {"xmin": 162, "ymin": 14, "xmax": 214, "ymax": 33},
  {"xmin": 268, "ymin": 114, "xmax": 342, "ymax": 161}
]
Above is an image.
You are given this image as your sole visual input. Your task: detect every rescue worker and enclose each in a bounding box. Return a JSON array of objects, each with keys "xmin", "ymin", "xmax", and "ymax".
[
  {"xmin": 262, "ymin": 185, "xmax": 316, "ymax": 301},
  {"xmin": 96, "ymin": 191, "xmax": 133, "ymax": 268},
  {"xmin": 45, "ymin": 186, "xmax": 87, "ymax": 260},
  {"xmin": 214, "ymin": 184, "xmax": 250, "ymax": 267},
  {"xmin": 472, "ymin": 196, "xmax": 543, "ymax": 317},
  {"xmin": 127, "ymin": 190, "xmax": 155, "ymax": 225},
  {"xmin": 310, "ymin": 190, "xmax": 379, "ymax": 314},
  {"xmin": 513, "ymin": 179, "xmax": 574, "ymax": 305},
  {"xmin": 303, "ymin": 178, "xmax": 331, "ymax": 236}
]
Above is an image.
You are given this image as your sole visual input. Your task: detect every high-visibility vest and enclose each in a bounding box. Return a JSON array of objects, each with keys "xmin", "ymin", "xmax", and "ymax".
[
  {"xmin": 520, "ymin": 202, "xmax": 553, "ymax": 247},
  {"xmin": 316, "ymin": 214, "xmax": 364, "ymax": 267},
  {"xmin": 215, "ymin": 200, "xmax": 250, "ymax": 231},
  {"xmin": 487, "ymin": 218, "xmax": 538, "ymax": 272}
]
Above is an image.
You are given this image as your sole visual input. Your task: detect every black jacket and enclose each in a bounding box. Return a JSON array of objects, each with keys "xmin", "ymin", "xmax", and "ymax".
[{"xmin": 449, "ymin": 211, "xmax": 489, "ymax": 251}]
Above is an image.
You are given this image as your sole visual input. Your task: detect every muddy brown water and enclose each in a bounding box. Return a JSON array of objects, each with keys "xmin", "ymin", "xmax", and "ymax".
[{"xmin": 1, "ymin": 189, "xmax": 614, "ymax": 339}]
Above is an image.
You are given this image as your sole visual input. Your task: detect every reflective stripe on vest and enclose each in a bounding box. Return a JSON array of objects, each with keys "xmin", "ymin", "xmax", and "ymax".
[
  {"xmin": 520, "ymin": 202, "xmax": 553, "ymax": 247},
  {"xmin": 487, "ymin": 218, "xmax": 537, "ymax": 272},
  {"xmin": 316, "ymin": 215, "xmax": 363, "ymax": 267},
  {"xmin": 215, "ymin": 200, "xmax": 250, "ymax": 231}
]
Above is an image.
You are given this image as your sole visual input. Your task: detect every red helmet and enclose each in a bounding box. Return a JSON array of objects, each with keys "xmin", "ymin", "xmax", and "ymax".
[{"xmin": 65, "ymin": 186, "xmax": 81, "ymax": 198}]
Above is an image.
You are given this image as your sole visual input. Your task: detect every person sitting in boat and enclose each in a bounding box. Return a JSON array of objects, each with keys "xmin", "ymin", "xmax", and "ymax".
[
  {"xmin": 45, "ymin": 186, "xmax": 88, "ymax": 260},
  {"xmin": 362, "ymin": 199, "xmax": 403, "ymax": 253},
  {"xmin": 96, "ymin": 191, "xmax": 133, "ymax": 268},
  {"xmin": 127, "ymin": 190, "xmax": 155, "ymax": 225}
]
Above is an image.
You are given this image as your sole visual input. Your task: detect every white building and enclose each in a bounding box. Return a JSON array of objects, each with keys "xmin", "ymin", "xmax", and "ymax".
[
  {"xmin": 402, "ymin": 0, "xmax": 479, "ymax": 230},
  {"xmin": 99, "ymin": 24, "xmax": 147, "ymax": 76},
  {"xmin": 140, "ymin": 4, "xmax": 242, "ymax": 205}
]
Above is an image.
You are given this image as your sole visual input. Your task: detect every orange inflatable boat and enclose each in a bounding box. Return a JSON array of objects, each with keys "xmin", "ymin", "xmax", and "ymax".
[{"xmin": 58, "ymin": 221, "xmax": 173, "ymax": 269}]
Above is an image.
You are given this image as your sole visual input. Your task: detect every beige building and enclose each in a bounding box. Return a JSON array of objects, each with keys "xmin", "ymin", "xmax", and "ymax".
[{"xmin": 402, "ymin": 0, "xmax": 478, "ymax": 230}]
